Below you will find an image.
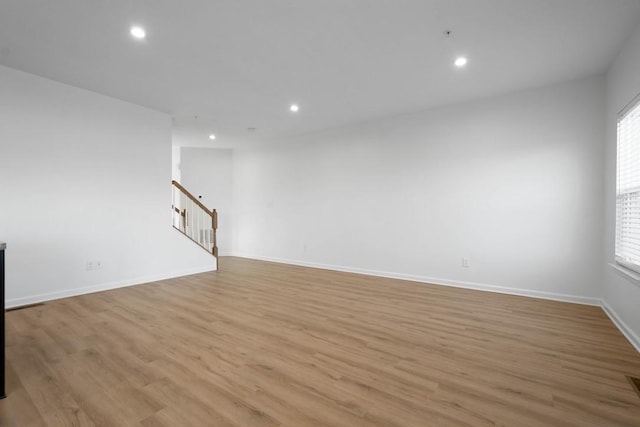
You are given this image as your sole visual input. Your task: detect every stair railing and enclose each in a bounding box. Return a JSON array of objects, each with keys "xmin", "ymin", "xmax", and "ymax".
[{"xmin": 171, "ymin": 180, "xmax": 218, "ymax": 258}]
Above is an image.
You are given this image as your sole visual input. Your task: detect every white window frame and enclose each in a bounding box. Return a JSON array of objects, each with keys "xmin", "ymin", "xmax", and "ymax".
[{"xmin": 615, "ymin": 92, "xmax": 640, "ymax": 276}]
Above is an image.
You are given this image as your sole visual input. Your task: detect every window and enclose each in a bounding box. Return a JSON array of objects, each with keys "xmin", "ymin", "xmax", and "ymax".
[{"xmin": 616, "ymin": 94, "xmax": 640, "ymax": 274}]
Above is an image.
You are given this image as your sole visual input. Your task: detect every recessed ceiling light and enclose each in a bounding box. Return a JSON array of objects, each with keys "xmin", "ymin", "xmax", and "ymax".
[
  {"xmin": 130, "ymin": 26, "xmax": 146, "ymax": 40},
  {"xmin": 290, "ymin": 104, "xmax": 299, "ymax": 112},
  {"xmin": 454, "ymin": 56, "xmax": 468, "ymax": 67},
  {"xmin": 209, "ymin": 134, "xmax": 216, "ymax": 140}
]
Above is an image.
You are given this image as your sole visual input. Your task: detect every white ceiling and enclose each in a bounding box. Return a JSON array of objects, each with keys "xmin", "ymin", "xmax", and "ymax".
[{"xmin": 1, "ymin": 0, "xmax": 639, "ymax": 148}]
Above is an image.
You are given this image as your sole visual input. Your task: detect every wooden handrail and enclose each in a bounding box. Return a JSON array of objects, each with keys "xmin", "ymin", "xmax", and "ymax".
[
  {"xmin": 171, "ymin": 181, "xmax": 218, "ymax": 260},
  {"xmin": 172, "ymin": 180, "xmax": 212, "ymax": 216}
]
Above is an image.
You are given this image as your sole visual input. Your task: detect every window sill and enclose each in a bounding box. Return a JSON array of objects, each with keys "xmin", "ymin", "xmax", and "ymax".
[{"xmin": 609, "ymin": 262, "xmax": 640, "ymax": 284}]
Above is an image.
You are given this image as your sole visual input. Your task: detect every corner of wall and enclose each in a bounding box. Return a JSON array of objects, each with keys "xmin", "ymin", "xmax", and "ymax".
[{"xmin": 600, "ymin": 299, "xmax": 640, "ymax": 352}]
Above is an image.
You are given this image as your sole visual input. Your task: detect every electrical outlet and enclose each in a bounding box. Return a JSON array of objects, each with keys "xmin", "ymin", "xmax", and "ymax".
[
  {"xmin": 462, "ymin": 257, "xmax": 470, "ymax": 268},
  {"xmin": 86, "ymin": 260, "xmax": 102, "ymax": 271}
]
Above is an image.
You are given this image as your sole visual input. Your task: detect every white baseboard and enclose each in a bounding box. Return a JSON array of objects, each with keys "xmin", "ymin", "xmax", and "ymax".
[
  {"xmin": 5, "ymin": 264, "xmax": 217, "ymax": 309},
  {"xmin": 231, "ymin": 254, "xmax": 640, "ymax": 351},
  {"xmin": 10, "ymin": 253, "xmax": 638, "ymax": 354},
  {"xmin": 600, "ymin": 300, "xmax": 640, "ymax": 352},
  {"xmin": 230, "ymin": 253, "xmax": 601, "ymax": 306}
]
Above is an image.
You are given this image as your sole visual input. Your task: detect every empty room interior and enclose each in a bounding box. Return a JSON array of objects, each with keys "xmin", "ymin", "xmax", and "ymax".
[{"xmin": 2, "ymin": 0, "xmax": 640, "ymax": 426}]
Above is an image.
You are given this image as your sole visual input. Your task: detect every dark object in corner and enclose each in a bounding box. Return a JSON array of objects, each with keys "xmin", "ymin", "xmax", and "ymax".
[
  {"xmin": 0, "ymin": 242, "xmax": 5, "ymax": 399},
  {"xmin": 628, "ymin": 376, "xmax": 640, "ymax": 401}
]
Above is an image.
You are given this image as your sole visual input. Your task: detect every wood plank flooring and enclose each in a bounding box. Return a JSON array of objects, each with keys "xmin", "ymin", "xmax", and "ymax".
[{"xmin": 1, "ymin": 257, "xmax": 640, "ymax": 426}]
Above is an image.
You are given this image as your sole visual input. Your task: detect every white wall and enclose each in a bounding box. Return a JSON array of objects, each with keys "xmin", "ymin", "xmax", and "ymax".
[
  {"xmin": 180, "ymin": 148, "xmax": 234, "ymax": 255},
  {"xmin": 233, "ymin": 76, "xmax": 605, "ymax": 303},
  {"xmin": 172, "ymin": 145, "xmax": 181, "ymax": 182},
  {"xmin": 0, "ymin": 65, "xmax": 216, "ymax": 307},
  {"xmin": 603, "ymin": 20, "xmax": 640, "ymax": 349}
]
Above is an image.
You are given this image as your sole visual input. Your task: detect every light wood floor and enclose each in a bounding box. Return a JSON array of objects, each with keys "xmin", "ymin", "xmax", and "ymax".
[{"xmin": 1, "ymin": 257, "xmax": 640, "ymax": 426}]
